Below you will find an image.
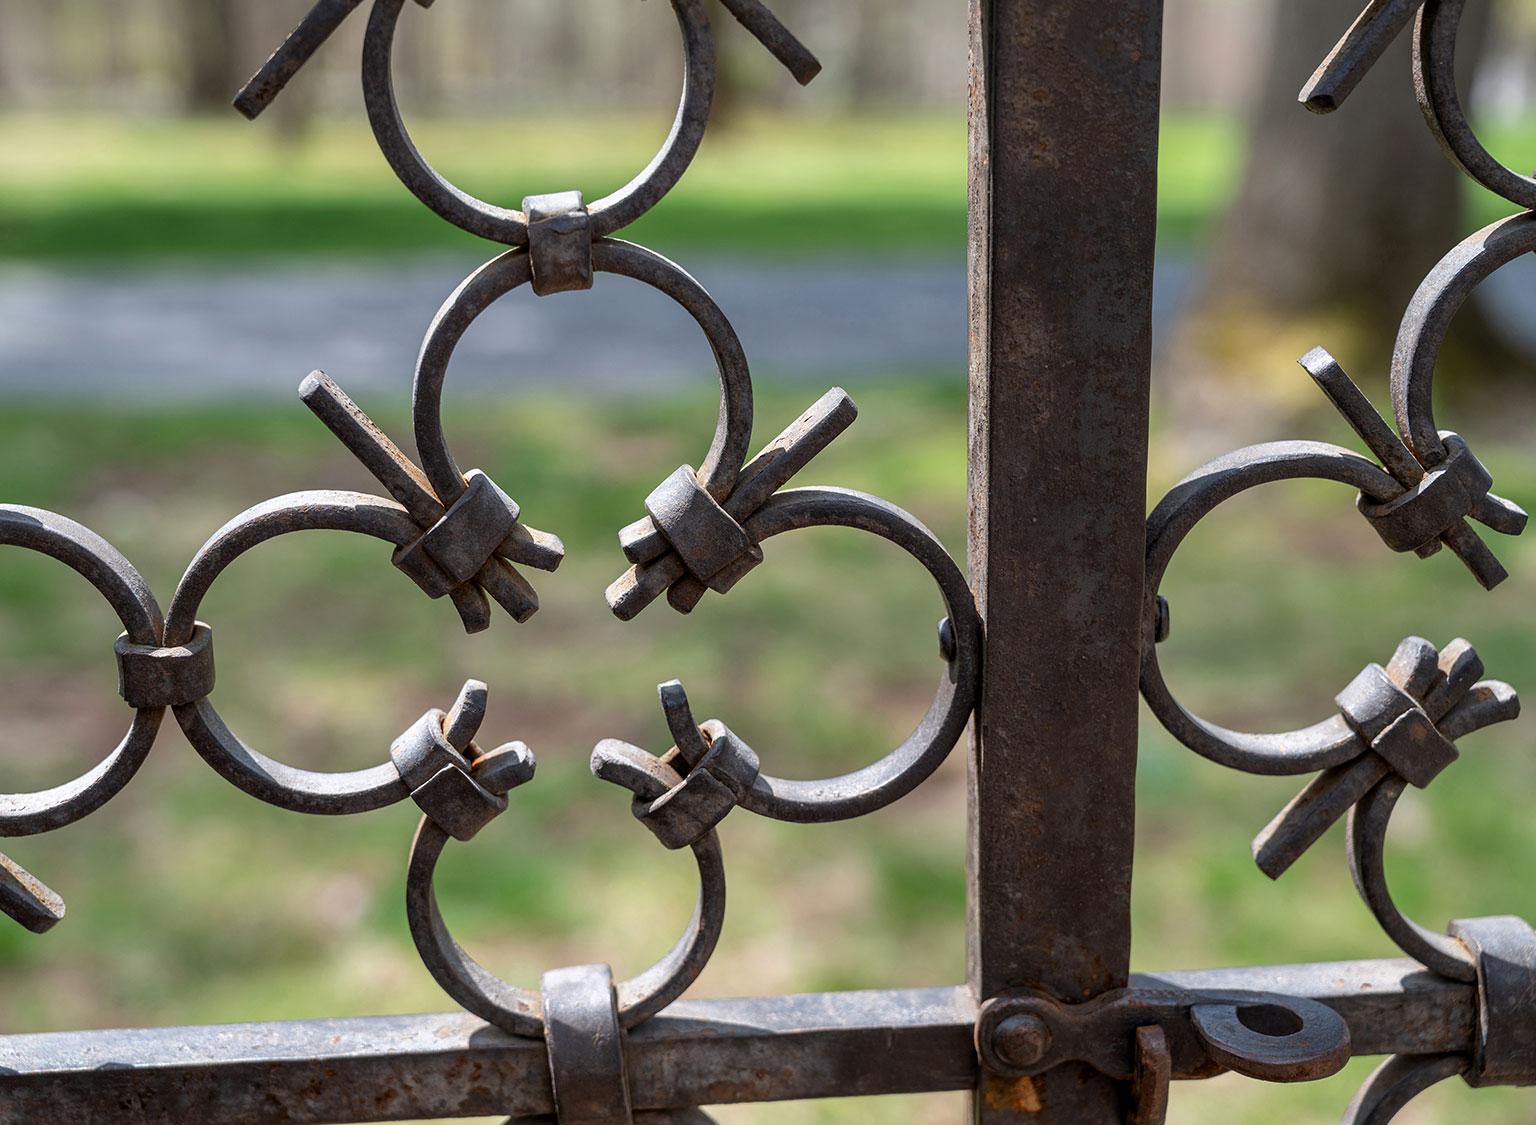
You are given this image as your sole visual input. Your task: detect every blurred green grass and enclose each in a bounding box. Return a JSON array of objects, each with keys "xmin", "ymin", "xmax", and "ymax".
[
  {"xmin": 5, "ymin": 88, "xmax": 1536, "ymax": 1123},
  {"xmin": 15, "ymin": 110, "xmax": 1535, "ymax": 261},
  {"xmin": 2, "ymin": 111, "xmax": 1529, "ymax": 262},
  {"xmin": 0, "ymin": 381, "xmax": 1533, "ymax": 1121}
]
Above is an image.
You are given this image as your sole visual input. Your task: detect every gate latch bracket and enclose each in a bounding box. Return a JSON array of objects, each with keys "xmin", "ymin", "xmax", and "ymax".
[{"xmin": 977, "ymin": 986, "xmax": 1353, "ymax": 1122}]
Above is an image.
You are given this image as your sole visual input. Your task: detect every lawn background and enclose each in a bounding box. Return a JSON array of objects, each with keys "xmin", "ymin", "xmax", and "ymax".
[{"xmin": 1, "ymin": 112, "xmax": 1534, "ymax": 1122}]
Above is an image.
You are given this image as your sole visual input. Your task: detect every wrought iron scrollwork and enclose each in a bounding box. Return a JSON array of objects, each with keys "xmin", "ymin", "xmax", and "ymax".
[
  {"xmin": 1133, "ymin": 4, "xmax": 1536, "ymax": 1116},
  {"xmin": 0, "ymin": 507, "xmax": 172, "ymax": 932},
  {"xmin": 976, "ymin": 987, "xmax": 1354, "ymax": 1086},
  {"xmin": 234, "ymin": 0, "xmax": 818, "ymax": 246},
  {"xmin": 1303, "ymin": 0, "xmax": 1536, "ymax": 209},
  {"xmin": 0, "ymin": 507, "xmax": 169, "ymax": 836},
  {"xmin": 0, "ymin": 6, "xmax": 989, "ymax": 1121},
  {"xmin": 404, "ymin": 760, "xmax": 728, "ymax": 1039},
  {"xmin": 412, "ymin": 241, "xmax": 757, "ymax": 610},
  {"xmin": 8, "ymin": 1, "xmax": 1536, "ymax": 1120}
]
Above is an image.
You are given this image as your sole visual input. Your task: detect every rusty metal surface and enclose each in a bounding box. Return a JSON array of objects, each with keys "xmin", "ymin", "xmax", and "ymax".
[
  {"xmin": 406, "ymin": 797, "xmax": 725, "ymax": 1039},
  {"xmin": 1343, "ymin": 1053, "xmax": 1469, "ymax": 1125},
  {"xmin": 0, "ymin": 965, "xmax": 1486, "ymax": 1124},
  {"xmin": 0, "ymin": 852, "xmax": 65, "ymax": 935},
  {"xmin": 1129, "ymin": 1025, "xmax": 1172, "ymax": 1125},
  {"xmin": 1444, "ymin": 917, "xmax": 1536, "ymax": 1086},
  {"xmin": 976, "ymin": 987, "xmax": 1353, "ymax": 1084},
  {"xmin": 1128, "ymin": 0, "xmax": 1536, "ymax": 1115},
  {"xmin": 1307, "ymin": 0, "xmax": 1536, "ymax": 208},
  {"xmin": 4, "ymin": 0, "xmax": 1536, "ymax": 1121},
  {"xmin": 966, "ymin": 0, "xmax": 1164, "ymax": 1119},
  {"xmin": 541, "ymin": 964, "xmax": 635, "ymax": 1124},
  {"xmin": 595, "ymin": 681, "xmax": 761, "ymax": 849},
  {"xmin": 0, "ymin": 988, "xmax": 979, "ymax": 1123}
]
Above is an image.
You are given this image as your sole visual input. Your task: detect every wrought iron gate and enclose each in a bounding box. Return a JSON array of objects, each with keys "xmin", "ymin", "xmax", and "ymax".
[{"xmin": 1, "ymin": 0, "xmax": 1534, "ymax": 1121}]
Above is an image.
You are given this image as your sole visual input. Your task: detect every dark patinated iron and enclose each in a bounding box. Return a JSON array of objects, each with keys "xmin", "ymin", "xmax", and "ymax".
[
  {"xmin": 976, "ymin": 987, "xmax": 1353, "ymax": 1084},
  {"xmin": 391, "ymin": 680, "xmax": 536, "ymax": 842},
  {"xmin": 1129, "ymin": 1024, "xmax": 1173, "ymax": 1125},
  {"xmin": 1343, "ymin": 1053, "xmax": 1469, "ymax": 1125},
  {"xmin": 1445, "ymin": 916, "xmax": 1536, "ymax": 1086},
  {"xmin": 405, "ymin": 739, "xmax": 727, "ymax": 1039},
  {"xmin": 1307, "ymin": 0, "xmax": 1536, "ymax": 207},
  {"xmin": 1129, "ymin": 0, "xmax": 1536, "ymax": 1116},
  {"xmin": 541, "ymin": 964, "xmax": 634, "ymax": 1124},
  {"xmin": 302, "ymin": 370, "xmax": 563, "ymax": 628},
  {"xmin": 594, "ymin": 681, "xmax": 760, "ymax": 850},
  {"xmin": 1252, "ymin": 635, "xmax": 1518, "ymax": 879},
  {"xmin": 0, "ymin": 853, "xmax": 64, "ymax": 935},
  {"xmin": 237, "ymin": 0, "xmax": 818, "ymax": 245},
  {"xmin": 1, "ymin": 0, "xmax": 1535, "ymax": 1121},
  {"xmin": 524, "ymin": 192, "xmax": 595, "ymax": 297},
  {"xmin": 609, "ymin": 388, "xmax": 857, "ymax": 619},
  {"xmin": 0, "ymin": 507, "xmax": 168, "ymax": 838},
  {"xmin": 115, "ymin": 623, "xmax": 216, "ymax": 711}
]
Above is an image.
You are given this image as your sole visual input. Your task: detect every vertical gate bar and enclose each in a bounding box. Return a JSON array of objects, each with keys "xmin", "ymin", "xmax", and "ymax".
[{"xmin": 966, "ymin": 0, "xmax": 1164, "ymax": 1121}]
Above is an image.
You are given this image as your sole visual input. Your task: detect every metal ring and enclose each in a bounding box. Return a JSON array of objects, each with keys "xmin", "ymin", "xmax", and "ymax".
[
  {"xmin": 163, "ymin": 491, "xmax": 452, "ymax": 816},
  {"xmin": 1391, "ymin": 212, "xmax": 1536, "ymax": 466},
  {"xmin": 714, "ymin": 486, "xmax": 980, "ymax": 823},
  {"xmin": 363, "ymin": 0, "xmax": 715, "ymax": 245},
  {"xmin": 1415, "ymin": 0, "xmax": 1536, "ymax": 209},
  {"xmin": 413, "ymin": 240, "xmax": 754, "ymax": 515},
  {"xmin": 1343, "ymin": 1053, "xmax": 1469, "ymax": 1125},
  {"xmin": 1346, "ymin": 774, "xmax": 1479, "ymax": 980},
  {"xmin": 0, "ymin": 507, "xmax": 166, "ymax": 836},
  {"xmin": 405, "ymin": 810, "xmax": 726, "ymax": 1037},
  {"xmin": 1142, "ymin": 442, "xmax": 1407, "ymax": 776}
]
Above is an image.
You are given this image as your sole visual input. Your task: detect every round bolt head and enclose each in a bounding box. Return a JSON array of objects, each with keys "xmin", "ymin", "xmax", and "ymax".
[
  {"xmin": 938, "ymin": 617, "xmax": 957, "ymax": 663},
  {"xmin": 993, "ymin": 1013, "xmax": 1053, "ymax": 1071}
]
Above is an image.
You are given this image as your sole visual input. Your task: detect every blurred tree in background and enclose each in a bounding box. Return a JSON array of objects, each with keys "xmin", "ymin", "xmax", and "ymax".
[
  {"xmin": 1172, "ymin": 0, "xmax": 1526, "ymax": 396},
  {"xmin": 176, "ymin": 0, "xmax": 239, "ymax": 112},
  {"xmin": 0, "ymin": 0, "xmax": 1532, "ymax": 385},
  {"xmin": 0, "ymin": 0, "xmax": 969, "ymax": 115}
]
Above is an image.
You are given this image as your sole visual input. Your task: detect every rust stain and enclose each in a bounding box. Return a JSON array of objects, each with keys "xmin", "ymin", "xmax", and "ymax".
[{"xmin": 983, "ymin": 1073, "xmax": 1043, "ymax": 1113}]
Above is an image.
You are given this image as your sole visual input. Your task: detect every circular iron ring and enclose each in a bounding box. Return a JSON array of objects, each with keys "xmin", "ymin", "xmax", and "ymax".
[
  {"xmin": 0, "ymin": 507, "xmax": 166, "ymax": 836},
  {"xmin": 413, "ymin": 240, "xmax": 754, "ymax": 513},
  {"xmin": 363, "ymin": 0, "xmax": 715, "ymax": 245},
  {"xmin": 1391, "ymin": 212, "xmax": 1536, "ymax": 466},
  {"xmin": 405, "ymin": 809, "xmax": 726, "ymax": 1037},
  {"xmin": 725, "ymin": 486, "xmax": 981, "ymax": 823},
  {"xmin": 1415, "ymin": 0, "xmax": 1536, "ymax": 210},
  {"xmin": 1344, "ymin": 1053, "xmax": 1469, "ymax": 1125},
  {"xmin": 1142, "ymin": 442, "xmax": 1407, "ymax": 776},
  {"xmin": 164, "ymin": 490, "xmax": 452, "ymax": 816},
  {"xmin": 1347, "ymin": 775, "xmax": 1479, "ymax": 980}
]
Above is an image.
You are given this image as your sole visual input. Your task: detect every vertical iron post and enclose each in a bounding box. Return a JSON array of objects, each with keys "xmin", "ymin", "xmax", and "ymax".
[{"xmin": 966, "ymin": 0, "xmax": 1164, "ymax": 1121}]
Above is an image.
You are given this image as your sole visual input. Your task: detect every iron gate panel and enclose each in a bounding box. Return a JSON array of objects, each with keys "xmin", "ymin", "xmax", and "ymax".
[{"xmin": 0, "ymin": 0, "xmax": 1533, "ymax": 1121}]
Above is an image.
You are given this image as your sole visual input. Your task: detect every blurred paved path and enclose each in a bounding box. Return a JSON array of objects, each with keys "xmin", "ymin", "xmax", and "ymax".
[
  {"xmin": 0, "ymin": 253, "xmax": 1528, "ymax": 400},
  {"xmin": 0, "ymin": 255, "xmax": 974, "ymax": 400}
]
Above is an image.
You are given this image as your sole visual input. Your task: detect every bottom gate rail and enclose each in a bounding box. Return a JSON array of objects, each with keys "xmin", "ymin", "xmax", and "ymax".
[{"xmin": 0, "ymin": 956, "xmax": 1497, "ymax": 1123}]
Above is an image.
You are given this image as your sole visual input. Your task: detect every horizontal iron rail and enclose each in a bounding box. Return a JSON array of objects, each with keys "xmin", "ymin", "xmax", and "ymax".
[{"xmin": 0, "ymin": 961, "xmax": 1472, "ymax": 1123}]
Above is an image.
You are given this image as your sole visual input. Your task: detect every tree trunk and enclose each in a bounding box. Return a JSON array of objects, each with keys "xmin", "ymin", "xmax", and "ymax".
[
  {"xmin": 846, "ymin": 0, "xmax": 890, "ymax": 106},
  {"xmin": 261, "ymin": 2, "xmax": 319, "ymax": 145},
  {"xmin": 1173, "ymin": 0, "xmax": 1520, "ymax": 399},
  {"xmin": 708, "ymin": 1, "xmax": 753, "ymax": 127},
  {"xmin": 177, "ymin": 0, "xmax": 241, "ymax": 114}
]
